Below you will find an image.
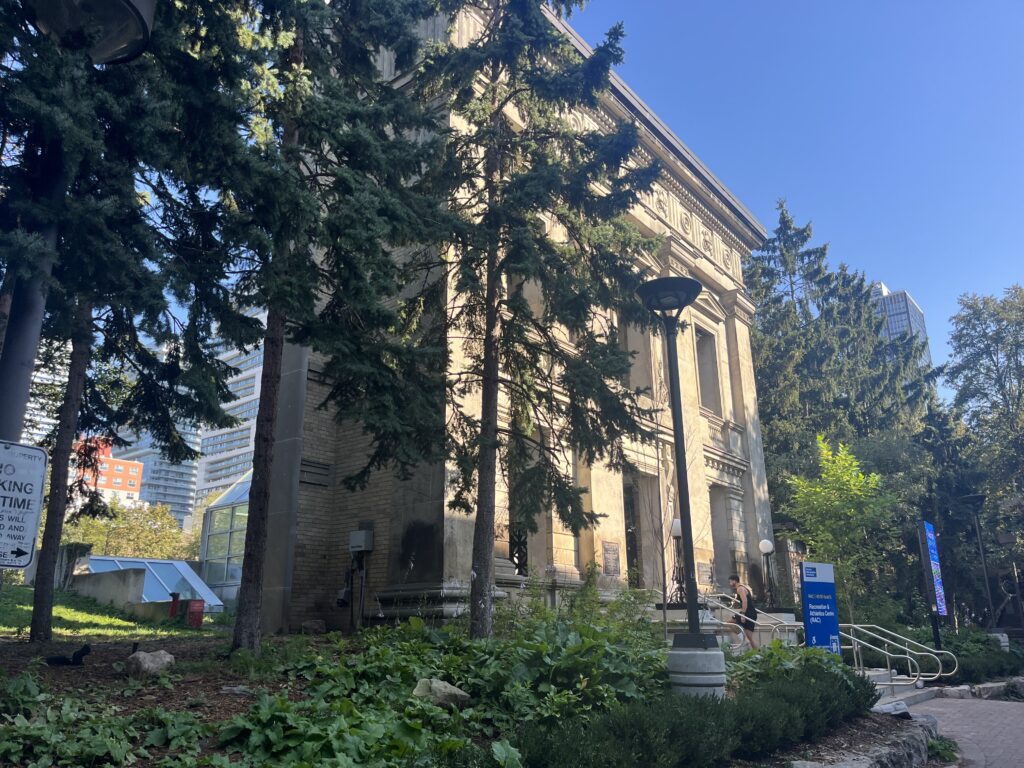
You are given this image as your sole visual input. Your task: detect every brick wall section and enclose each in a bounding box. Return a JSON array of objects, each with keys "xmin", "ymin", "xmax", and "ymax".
[{"xmin": 286, "ymin": 357, "xmax": 406, "ymax": 631}]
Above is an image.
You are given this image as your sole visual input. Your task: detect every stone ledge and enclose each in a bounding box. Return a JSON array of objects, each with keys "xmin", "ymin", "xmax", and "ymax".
[
  {"xmin": 935, "ymin": 676, "xmax": 1024, "ymax": 700},
  {"xmin": 787, "ymin": 714, "xmax": 937, "ymax": 768}
]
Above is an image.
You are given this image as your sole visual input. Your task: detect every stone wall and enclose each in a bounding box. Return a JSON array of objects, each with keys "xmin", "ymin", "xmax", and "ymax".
[{"xmin": 71, "ymin": 568, "xmax": 145, "ymax": 610}]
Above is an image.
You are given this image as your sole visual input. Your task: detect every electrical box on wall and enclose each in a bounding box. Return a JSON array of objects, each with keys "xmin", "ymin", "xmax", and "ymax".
[{"xmin": 349, "ymin": 530, "xmax": 374, "ymax": 553}]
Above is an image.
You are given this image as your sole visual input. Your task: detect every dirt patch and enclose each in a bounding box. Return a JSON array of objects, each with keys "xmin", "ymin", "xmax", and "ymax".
[{"xmin": 0, "ymin": 634, "xmax": 295, "ymax": 726}]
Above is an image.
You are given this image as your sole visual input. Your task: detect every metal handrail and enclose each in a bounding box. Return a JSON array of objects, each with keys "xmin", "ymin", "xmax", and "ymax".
[
  {"xmin": 838, "ymin": 629, "xmax": 923, "ymax": 685},
  {"xmin": 702, "ymin": 593, "xmax": 793, "ymax": 631},
  {"xmin": 839, "ymin": 624, "xmax": 946, "ymax": 682},
  {"xmin": 844, "ymin": 623, "xmax": 959, "ymax": 678},
  {"xmin": 764, "ymin": 621, "xmax": 930, "ymax": 687},
  {"xmin": 702, "ymin": 596, "xmax": 953, "ymax": 688}
]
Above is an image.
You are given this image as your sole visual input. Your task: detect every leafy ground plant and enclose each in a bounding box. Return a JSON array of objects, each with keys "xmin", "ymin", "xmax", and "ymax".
[{"xmin": 927, "ymin": 735, "xmax": 959, "ymax": 764}]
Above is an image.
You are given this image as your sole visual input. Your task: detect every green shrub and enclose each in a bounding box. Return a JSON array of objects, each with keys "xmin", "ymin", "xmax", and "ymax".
[
  {"xmin": 906, "ymin": 626, "xmax": 1024, "ymax": 684},
  {"xmin": 512, "ymin": 651, "xmax": 878, "ymax": 768},
  {"xmin": 516, "ymin": 694, "xmax": 735, "ymax": 768}
]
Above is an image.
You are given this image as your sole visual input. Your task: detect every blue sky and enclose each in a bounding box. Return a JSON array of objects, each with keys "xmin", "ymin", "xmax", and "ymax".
[{"xmin": 570, "ymin": 1, "xmax": 1023, "ymax": 372}]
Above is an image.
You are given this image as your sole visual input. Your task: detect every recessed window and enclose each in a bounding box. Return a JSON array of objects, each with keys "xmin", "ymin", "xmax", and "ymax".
[{"xmin": 695, "ymin": 329, "xmax": 723, "ymax": 416}]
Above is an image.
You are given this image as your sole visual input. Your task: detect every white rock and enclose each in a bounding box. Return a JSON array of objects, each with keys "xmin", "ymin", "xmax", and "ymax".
[
  {"xmin": 871, "ymin": 700, "xmax": 910, "ymax": 716},
  {"xmin": 972, "ymin": 681, "xmax": 1006, "ymax": 700},
  {"xmin": 412, "ymin": 678, "xmax": 471, "ymax": 708},
  {"xmin": 126, "ymin": 650, "xmax": 175, "ymax": 677}
]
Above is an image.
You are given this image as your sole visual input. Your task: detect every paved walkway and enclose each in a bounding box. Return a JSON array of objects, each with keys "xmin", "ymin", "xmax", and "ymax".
[{"xmin": 912, "ymin": 698, "xmax": 1024, "ymax": 768}]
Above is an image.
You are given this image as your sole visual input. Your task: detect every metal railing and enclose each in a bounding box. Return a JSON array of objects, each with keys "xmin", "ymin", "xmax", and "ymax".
[
  {"xmin": 841, "ymin": 624, "xmax": 959, "ymax": 680},
  {"xmin": 701, "ymin": 593, "xmax": 956, "ymax": 688}
]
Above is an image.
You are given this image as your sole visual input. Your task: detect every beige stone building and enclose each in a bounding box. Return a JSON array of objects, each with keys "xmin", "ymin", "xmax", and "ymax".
[{"xmin": 233, "ymin": 13, "xmax": 772, "ymax": 634}]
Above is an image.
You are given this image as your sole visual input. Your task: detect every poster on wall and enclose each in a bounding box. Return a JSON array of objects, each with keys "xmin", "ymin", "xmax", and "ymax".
[
  {"xmin": 800, "ymin": 561, "xmax": 841, "ymax": 655},
  {"xmin": 919, "ymin": 521, "xmax": 948, "ymax": 617}
]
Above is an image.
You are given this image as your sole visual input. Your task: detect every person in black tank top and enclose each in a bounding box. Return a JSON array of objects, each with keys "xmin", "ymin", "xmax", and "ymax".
[{"xmin": 728, "ymin": 574, "xmax": 760, "ymax": 649}]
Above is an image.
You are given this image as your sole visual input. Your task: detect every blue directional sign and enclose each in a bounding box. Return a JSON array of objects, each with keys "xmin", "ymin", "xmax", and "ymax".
[
  {"xmin": 921, "ymin": 521, "xmax": 948, "ymax": 617},
  {"xmin": 800, "ymin": 561, "xmax": 841, "ymax": 655}
]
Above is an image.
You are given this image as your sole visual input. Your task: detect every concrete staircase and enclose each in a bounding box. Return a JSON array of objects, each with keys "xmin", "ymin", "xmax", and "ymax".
[{"xmin": 865, "ymin": 667, "xmax": 937, "ymax": 707}]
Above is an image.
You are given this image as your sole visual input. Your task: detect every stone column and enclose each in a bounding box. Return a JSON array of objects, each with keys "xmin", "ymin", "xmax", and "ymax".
[{"xmin": 721, "ymin": 290, "xmax": 773, "ymax": 549}]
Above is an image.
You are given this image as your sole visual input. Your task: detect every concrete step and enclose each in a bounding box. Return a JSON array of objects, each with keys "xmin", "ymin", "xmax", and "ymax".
[
  {"xmin": 862, "ymin": 668, "xmax": 893, "ymax": 684},
  {"xmin": 876, "ymin": 687, "xmax": 937, "ymax": 707},
  {"xmin": 890, "ymin": 675, "xmax": 920, "ymax": 688}
]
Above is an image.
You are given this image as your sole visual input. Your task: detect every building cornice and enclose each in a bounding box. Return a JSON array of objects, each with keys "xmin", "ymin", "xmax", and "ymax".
[{"xmin": 543, "ymin": 8, "xmax": 768, "ymax": 250}]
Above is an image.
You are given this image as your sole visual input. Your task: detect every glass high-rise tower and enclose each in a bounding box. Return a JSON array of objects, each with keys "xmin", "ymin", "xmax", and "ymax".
[{"xmin": 870, "ymin": 282, "xmax": 932, "ymax": 368}]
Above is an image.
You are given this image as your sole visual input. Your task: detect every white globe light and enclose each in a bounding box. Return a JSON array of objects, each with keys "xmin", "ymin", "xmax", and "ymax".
[
  {"xmin": 758, "ymin": 538, "xmax": 775, "ymax": 555},
  {"xmin": 670, "ymin": 519, "xmax": 682, "ymax": 539}
]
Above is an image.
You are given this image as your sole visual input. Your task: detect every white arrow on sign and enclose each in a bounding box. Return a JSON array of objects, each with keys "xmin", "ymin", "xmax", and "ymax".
[{"xmin": 0, "ymin": 440, "xmax": 48, "ymax": 570}]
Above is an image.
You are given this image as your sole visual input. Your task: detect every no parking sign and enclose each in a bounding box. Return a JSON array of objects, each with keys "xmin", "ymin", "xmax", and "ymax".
[{"xmin": 0, "ymin": 440, "xmax": 48, "ymax": 569}]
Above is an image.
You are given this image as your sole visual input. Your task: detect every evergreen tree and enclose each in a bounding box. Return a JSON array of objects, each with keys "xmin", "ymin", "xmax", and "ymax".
[
  {"xmin": 428, "ymin": 1, "xmax": 659, "ymax": 638},
  {"xmin": 4, "ymin": 1, "xmax": 271, "ymax": 642},
  {"xmin": 224, "ymin": 0, "xmax": 454, "ymax": 652},
  {"xmin": 745, "ymin": 202, "xmax": 929, "ymax": 509}
]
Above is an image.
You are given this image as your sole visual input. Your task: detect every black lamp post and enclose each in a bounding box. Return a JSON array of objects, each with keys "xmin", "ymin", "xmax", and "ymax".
[
  {"xmin": 959, "ymin": 493, "xmax": 995, "ymax": 626},
  {"xmin": 639, "ymin": 276, "xmax": 707, "ymax": 639},
  {"xmin": 23, "ymin": 0, "xmax": 157, "ymax": 64}
]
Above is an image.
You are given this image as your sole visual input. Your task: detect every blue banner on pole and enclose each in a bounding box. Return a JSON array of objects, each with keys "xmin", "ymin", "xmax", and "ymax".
[
  {"xmin": 800, "ymin": 561, "xmax": 841, "ymax": 655},
  {"xmin": 922, "ymin": 521, "xmax": 948, "ymax": 617}
]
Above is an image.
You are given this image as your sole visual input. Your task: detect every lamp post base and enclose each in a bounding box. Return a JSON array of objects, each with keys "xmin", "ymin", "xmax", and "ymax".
[{"xmin": 668, "ymin": 635, "xmax": 725, "ymax": 698}]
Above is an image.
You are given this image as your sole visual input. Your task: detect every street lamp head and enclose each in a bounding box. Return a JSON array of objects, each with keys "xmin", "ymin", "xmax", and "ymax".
[
  {"xmin": 758, "ymin": 539, "xmax": 775, "ymax": 555},
  {"xmin": 638, "ymin": 276, "xmax": 703, "ymax": 316},
  {"xmin": 670, "ymin": 518, "xmax": 682, "ymax": 540},
  {"xmin": 23, "ymin": 0, "xmax": 156, "ymax": 65}
]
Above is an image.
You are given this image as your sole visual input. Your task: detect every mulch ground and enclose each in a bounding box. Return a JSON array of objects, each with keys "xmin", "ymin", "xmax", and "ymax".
[{"xmin": 729, "ymin": 712, "xmax": 945, "ymax": 767}]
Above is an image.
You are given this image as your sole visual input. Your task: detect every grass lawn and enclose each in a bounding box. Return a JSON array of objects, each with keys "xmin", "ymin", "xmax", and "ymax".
[{"xmin": 0, "ymin": 584, "xmax": 206, "ymax": 642}]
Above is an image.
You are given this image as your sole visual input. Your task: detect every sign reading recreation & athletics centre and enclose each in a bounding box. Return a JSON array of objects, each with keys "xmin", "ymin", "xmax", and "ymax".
[
  {"xmin": 800, "ymin": 561, "xmax": 841, "ymax": 655},
  {"xmin": 0, "ymin": 440, "xmax": 48, "ymax": 570}
]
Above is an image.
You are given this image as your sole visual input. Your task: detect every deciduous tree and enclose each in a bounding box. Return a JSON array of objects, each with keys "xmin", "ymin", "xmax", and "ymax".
[{"xmin": 787, "ymin": 436, "xmax": 897, "ymax": 622}]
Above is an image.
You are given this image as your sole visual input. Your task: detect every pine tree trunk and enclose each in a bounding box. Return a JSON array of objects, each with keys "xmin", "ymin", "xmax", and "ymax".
[
  {"xmin": 0, "ymin": 133, "xmax": 65, "ymax": 443},
  {"xmin": 0, "ymin": 267, "xmax": 16, "ymax": 358},
  {"xmin": 469, "ymin": 253, "xmax": 501, "ymax": 639},
  {"xmin": 231, "ymin": 29, "xmax": 302, "ymax": 654},
  {"xmin": 29, "ymin": 302, "xmax": 92, "ymax": 643},
  {"xmin": 231, "ymin": 305, "xmax": 286, "ymax": 652},
  {"xmin": 468, "ymin": 115, "xmax": 504, "ymax": 639}
]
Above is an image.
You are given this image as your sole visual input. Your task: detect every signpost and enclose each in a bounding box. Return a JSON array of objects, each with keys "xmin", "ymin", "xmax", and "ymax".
[
  {"xmin": 918, "ymin": 520, "xmax": 947, "ymax": 649},
  {"xmin": 0, "ymin": 440, "xmax": 48, "ymax": 570},
  {"xmin": 800, "ymin": 561, "xmax": 841, "ymax": 655}
]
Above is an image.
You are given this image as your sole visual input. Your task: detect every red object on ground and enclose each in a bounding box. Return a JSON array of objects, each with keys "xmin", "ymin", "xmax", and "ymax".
[{"xmin": 186, "ymin": 599, "xmax": 204, "ymax": 628}]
